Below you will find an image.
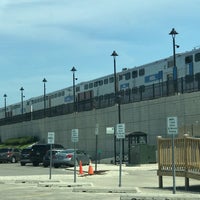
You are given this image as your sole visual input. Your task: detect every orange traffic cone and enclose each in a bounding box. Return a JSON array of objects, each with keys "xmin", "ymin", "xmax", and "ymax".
[
  {"xmin": 88, "ymin": 160, "xmax": 94, "ymax": 175},
  {"xmin": 79, "ymin": 161, "xmax": 84, "ymax": 175}
]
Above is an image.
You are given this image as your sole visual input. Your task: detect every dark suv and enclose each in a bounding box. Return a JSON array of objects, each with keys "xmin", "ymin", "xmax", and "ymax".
[
  {"xmin": 20, "ymin": 147, "xmax": 32, "ymax": 166},
  {"xmin": 29, "ymin": 144, "xmax": 64, "ymax": 166},
  {"xmin": 0, "ymin": 148, "xmax": 21, "ymax": 163}
]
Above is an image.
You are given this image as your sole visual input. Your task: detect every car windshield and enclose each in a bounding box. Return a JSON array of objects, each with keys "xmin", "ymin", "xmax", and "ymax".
[
  {"xmin": 0, "ymin": 148, "xmax": 10, "ymax": 153},
  {"xmin": 21, "ymin": 148, "xmax": 31, "ymax": 154}
]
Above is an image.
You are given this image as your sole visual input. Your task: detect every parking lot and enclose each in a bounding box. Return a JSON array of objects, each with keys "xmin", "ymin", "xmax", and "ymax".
[
  {"xmin": 0, "ymin": 163, "xmax": 200, "ymax": 200},
  {"xmin": 0, "ymin": 162, "xmax": 70, "ymax": 176}
]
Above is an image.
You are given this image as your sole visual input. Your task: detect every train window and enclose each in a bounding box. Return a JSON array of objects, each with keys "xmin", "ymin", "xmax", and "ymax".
[
  {"xmin": 76, "ymin": 86, "xmax": 80, "ymax": 92},
  {"xmin": 109, "ymin": 77, "xmax": 114, "ymax": 83},
  {"xmin": 195, "ymin": 53, "xmax": 200, "ymax": 62},
  {"xmin": 119, "ymin": 75, "xmax": 123, "ymax": 81},
  {"xmin": 104, "ymin": 78, "xmax": 108, "ymax": 84},
  {"xmin": 84, "ymin": 84, "xmax": 88, "ymax": 90},
  {"xmin": 139, "ymin": 68, "xmax": 145, "ymax": 76},
  {"xmin": 125, "ymin": 72, "xmax": 131, "ymax": 80},
  {"xmin": 185, "ymin": 55, "xmax": 193, "ymax": 64},
  {"xmin": 94, "ymin": 81, "xmax": 98, "ymax": 87},
  {"xmin": 167, "ymin": 60, "xmax": 173, "ymax": 68},
  {"xmin": 132, "ymin": 70, "xmax": 138, "ymax": 78},
  {"xmin": 89, "ymin": 82, "xmax": 93, "ymax": 88},
  {"xmin": 167, "ymin": 74, "xmax": 173, "ymax": 80},
  {"xmin": 99, "ymin": 80, "xmax": 103, "ymax": 86}
]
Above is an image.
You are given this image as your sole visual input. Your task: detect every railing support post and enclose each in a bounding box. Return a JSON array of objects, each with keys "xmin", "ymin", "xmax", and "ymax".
[{"xmin": 184, "ymin": 134, "xmax": 189, "ymax": 190}]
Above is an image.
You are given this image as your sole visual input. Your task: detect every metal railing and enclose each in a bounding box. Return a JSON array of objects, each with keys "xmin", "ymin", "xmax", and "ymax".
[{"xmin": 1, "ymin": 74, "xmax": 200, "ymax": 126}]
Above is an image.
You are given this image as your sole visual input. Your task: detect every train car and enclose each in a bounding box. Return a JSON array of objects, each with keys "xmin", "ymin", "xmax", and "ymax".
[{"xmin": 1, "ymin": 47, "xmax": 200, "ymax": 119}]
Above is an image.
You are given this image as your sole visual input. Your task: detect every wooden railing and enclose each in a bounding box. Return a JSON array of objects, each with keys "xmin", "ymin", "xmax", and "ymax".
[{"xmin": 157, "ymin": 135, "xmax": 200, "ymax": 190}]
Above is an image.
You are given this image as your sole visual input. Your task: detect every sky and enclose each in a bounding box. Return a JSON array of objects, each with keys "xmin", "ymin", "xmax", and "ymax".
[{"xmin": 0, "ymin": 0, "xmax": 200, "ymax": 106}]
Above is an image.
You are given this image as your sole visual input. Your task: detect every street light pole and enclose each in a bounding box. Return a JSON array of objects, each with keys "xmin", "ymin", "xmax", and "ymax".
[
  {"xmin": 3, "ymin": 94, "xmax": 7, "ymax": 118},
  {"xmin": 20, "ymin": 87, "xmax": 24, "ymax": 115},
  {"xmin": 111, "ymin": 50, "xmax": 120, "ymax": 165},
  {"xmin": 71, "ymin": 66, "xmax": 77, "ymax": 183},
  {"xmin": 42, "ymin": 78, "xmax": 47, "ymax": 117},
  {"xmin": 71, "ymin": 67, "xmax": 77, "ymax": 113},
  {"xmin": 169, "ymin": 28, "xmax": 179, "ymax": 94}
]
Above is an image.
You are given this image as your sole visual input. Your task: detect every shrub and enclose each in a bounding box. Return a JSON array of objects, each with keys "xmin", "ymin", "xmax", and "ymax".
[{"xmin": 4, "ymin": 136, "xmax": 38, "ymax": 146}]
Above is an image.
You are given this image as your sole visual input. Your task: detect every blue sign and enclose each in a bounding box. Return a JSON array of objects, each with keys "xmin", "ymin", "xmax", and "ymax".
[
  {"xmin": 145, "ymin": 71, "xmax": 163, "ymax": 83},
  {"xmin": 120, "ymin": 83, "xmax": 129, "ymax": 90},
  {"xmin": 64, "ymin": 96, "xmax": 73, "ymax": 102},
  {"xmin": 189, "ymin": 62, "xmax": 193, "ymax": 75}
]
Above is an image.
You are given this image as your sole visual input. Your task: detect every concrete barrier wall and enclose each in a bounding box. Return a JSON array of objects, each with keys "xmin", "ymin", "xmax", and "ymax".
[{"xmin": 0, "ymin": 92, "xmax": 200, "ymax": 159}]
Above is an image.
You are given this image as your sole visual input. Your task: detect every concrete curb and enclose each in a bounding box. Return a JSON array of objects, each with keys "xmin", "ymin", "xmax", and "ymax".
[
  {"xmin": 120, "ymin": 194, "xmax": 200, "ymax": 200},
  {"xmin": 73, "ymin": 186, "xmax": 140, "ymax": 193},
  {"xmin": 38, "ymin": 182, "xmax": 93, "ymax": 188}
]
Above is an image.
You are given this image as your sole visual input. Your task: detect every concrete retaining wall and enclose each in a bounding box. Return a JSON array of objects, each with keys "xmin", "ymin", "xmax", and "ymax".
[{"xmin": 0, "ymin": 92, "xmax": 200, "ymax": 159}]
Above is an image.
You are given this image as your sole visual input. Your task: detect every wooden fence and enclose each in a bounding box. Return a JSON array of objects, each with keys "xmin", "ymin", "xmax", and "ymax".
[{"xmin": 157, "ymin": 135, "xmax": 200, "ymax": 190}]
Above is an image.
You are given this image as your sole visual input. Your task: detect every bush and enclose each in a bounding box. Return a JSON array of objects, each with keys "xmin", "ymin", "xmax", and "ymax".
[{"xmin": 4, "ymin": 136, "xmax": 38, "ymax": 146}]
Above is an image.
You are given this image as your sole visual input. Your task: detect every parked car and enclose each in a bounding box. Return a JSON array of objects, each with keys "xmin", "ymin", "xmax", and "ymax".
[
  {"xmin": 29, "ymin": 144, "xmax": 64, "ymax": 166},
  {"xmin": 0, "ymin": 148, "xmax": 21, "ymax": 163},
  {"xmin": 43, "ymin": 149, "xmax": 63, "ymax": 167},
  {"xmin": 53, "ymin": 149, "xmax": 90, "ymax": 168},
  {"xmin": 20, "ymin": 147, "xmax": 32, "ymax": 166}
]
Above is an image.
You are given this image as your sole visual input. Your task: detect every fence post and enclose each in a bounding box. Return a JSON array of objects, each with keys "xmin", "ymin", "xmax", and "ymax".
[
  {"xmin": 184, "ymin": 134, "xmax": 189, "ymax": 190},
  {"xmin": 157, "ymin": 136, "xmax": 163, "ymax": 188}
]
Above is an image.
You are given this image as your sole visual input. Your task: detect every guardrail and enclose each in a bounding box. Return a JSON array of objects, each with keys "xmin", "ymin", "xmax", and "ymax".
[{"xmin": 157, "ymin": 135, "xmax": 200, "ymax": 190}]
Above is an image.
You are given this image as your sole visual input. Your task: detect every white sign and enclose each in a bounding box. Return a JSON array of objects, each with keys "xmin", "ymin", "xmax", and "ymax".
[
  {"xmin": 48, "ymin": 132, "xmax": 55, "ymax": 144},
  {"xmin": 106, "ymin": 127, "xmax": 114, "ymax": 134},
  {"xmin": 167, "ymin": 117, "xmax": 178, "ymax": 135},
  {"xmin": 95, "ymin": 124, "xmax": 99, "ymax": 135},
  {"xmin": 71, "ymin": 129, "xmax": 79, "ymax": 142},
  {"xmin": 116, "ymin": 123, "xmax": 125, "ymax": 139}
]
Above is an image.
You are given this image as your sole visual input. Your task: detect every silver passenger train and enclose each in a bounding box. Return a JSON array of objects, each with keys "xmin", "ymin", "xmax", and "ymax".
[{"xmin": 1, "ymin": 47, "xmax": 200, "ymax": 119}]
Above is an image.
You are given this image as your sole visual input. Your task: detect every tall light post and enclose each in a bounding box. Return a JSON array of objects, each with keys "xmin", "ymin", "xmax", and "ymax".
[
  {"xmin": 20, "ymin": 87, "xmax": 24, "ymax": 115},
  {"xmin": 71, "ymin": 67, "xmax": 77, "ymax": 113},
  {"xmin": 42, "ymin": 78, "xmax": 47, "ymax": 116},
  {"xmin": 3, "ymin": 94, "xmax": 7, "ymax": 118},
  {"xmin": 169, "ymin": 28, "xmax": 179, "ymax": 94},
  {"xmin": 71, "ymin": 66, "xmax": 77, "ymax": 183},
  {"xmin": 111, "ymin": 50, "xmax": 121, "ymax": 165}
]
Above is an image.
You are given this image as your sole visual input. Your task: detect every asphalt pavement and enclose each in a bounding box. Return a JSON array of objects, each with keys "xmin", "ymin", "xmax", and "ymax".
[{"xmin": 0, "ymin": 163, "xmax": 200, "ymax": 200}]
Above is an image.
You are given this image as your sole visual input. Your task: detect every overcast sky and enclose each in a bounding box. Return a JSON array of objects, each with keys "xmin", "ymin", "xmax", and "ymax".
[{"xmin": 0, "ymin": 0, "xmax": 200, "ymax": 106}]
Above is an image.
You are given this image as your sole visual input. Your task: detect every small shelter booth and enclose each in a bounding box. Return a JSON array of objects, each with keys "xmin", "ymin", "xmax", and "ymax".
[{"xmin": 127, "ymin": 132, "xmax": 156, "ymax": 164}]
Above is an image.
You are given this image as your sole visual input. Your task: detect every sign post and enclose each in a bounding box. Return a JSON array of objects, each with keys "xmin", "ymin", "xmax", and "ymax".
[
  {"xmin": 48, "ymin": 132, "xmax": 55, "ymax": 180},
  {"xmin": 167, "ymin": 117, "xmax": 178, "ymax": 194},
  {"xmin": 95, "ymin": 123, "xmax": 99, "ymax": 171},
  {"xmin": 71, "ymin": 129, "xmax": 79, "ymax": 183},
  {"xmin": 116, "ymin": 123, "xmax": 125, "ymax": 187}
]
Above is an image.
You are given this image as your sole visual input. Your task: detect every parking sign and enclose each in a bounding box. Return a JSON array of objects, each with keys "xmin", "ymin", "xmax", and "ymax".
[
  {"xmin": 48, "ymin": 132, "xmax": 55, "ymax": 144},
  {"xmin": 71, "ymin": 129, "xmax": 79, "ymax": 142},
  {"xmin": 116, "ymin": 123, "xmax": 125, "ymax": 139},
  {"xmin": 167, "ymin": 117, "xmax": 178, "ymax": 135}
]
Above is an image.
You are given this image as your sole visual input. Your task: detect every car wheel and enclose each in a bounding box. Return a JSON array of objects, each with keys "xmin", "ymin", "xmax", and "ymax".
[
  {"xmin": 33, "ymin": 162, "xmax": 39, "ymax": 166},
  {"xmin": 43, "ymin": 163, "xmax": 48, "ymax": 167},
  {"xmin": 11, "ymin": 157, "xmax": 16, "ymax": 163},
  {"xmin": 54, "ymin": 164, "xmax": 60, "ymax": 168},
  {"xmin": 20, "ymin": 162, "xmax": 25, "ymax": 166}
]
